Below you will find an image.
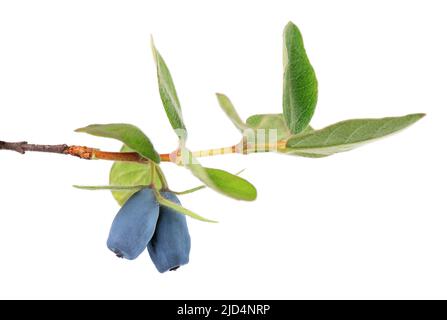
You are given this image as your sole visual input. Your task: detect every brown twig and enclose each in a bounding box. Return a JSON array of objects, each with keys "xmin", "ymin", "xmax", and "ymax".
[
  {"xmin": 0, "ymin": 140, "xmax": 68, "ymax": 154},
  {"xmin": 0, "ymin": 140, "xmax": 168, "ymax": 163}
]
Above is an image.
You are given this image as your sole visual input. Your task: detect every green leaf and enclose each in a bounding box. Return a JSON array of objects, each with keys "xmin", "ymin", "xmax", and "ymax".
[
  {"xmin": 75, "ymin": 123, "xmax": 160, "ymax": 163},
  {"xmin": 216, "ymin": 93, "xmax": 248, "ymax": 132},
  {"xmin": 202, "ymin": 167, "xmax": 257, "ymax": 201},
  {"xmin": 153, "ymin": 189, "xmax": 217, "ymax": 223},
  {"xmin": 151, "ymin": 38, "xmax": 187, "ymax": 140},
  {"xmin": 246, "ymin": 113, "xmax": 292, "ymax": 140},
  {"xmin": 171, "ymin": 168, "xmax": 246, "ymax": 195},
  {"xmin": 109, "ymin": 145, "xmax": 162, "ymax": 206},
  {"xmin": 180, "ymin": 150, "xmax": 257, "ymax": 201},
  {"xmin": 285, "ymin": 113, "xmax": 425, "ymax": 157},
  {"xmin": 283, "ymin": 22, "xmax": 318, "ymax": 134}
]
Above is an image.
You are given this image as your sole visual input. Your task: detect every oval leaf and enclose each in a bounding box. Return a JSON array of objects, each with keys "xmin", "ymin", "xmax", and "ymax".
[
  {"xmin": 180, "ymin": 150, "xmax": 256, "ymax": 201},
  {"xmin": 151, "ymin": 38, "xmax": 187, "ymax": 140},
  {"xmin": 171, "ymin": 169, "xmax": 245, "ymax": 195},
  {"xmin": 216, "ymin": 93, "xmax": 248, "ymax": 132},
  {"xmin": 109, "ymin": 145, "xmax": 162, "ymax": 205},
  {"xmin": 283, "ymin": 22, "xmax": 318, "ymax": 134},
  {"xmin": 75, "ymin": 123, "xmax": 160, "ymax": 163},
  {"xmin": 202, "ymin": 167, "xmax": 257, "ymax": 201},
  {"xmin": 285, "ymin": 113, "xmax": 425, "ymax": 157}
]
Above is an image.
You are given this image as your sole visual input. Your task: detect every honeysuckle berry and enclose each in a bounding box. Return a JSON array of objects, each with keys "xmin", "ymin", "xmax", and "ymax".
[
  {"xmin": 147, "ymin": 192, "xmax": 191, "ymax": 273},
  {"xmin": 0, "ymin": 22, "xmax": 425, "ymax": 276},
  {"xmin": 107, "ymin": 188, "xmax": 159, "ymax": 260}
]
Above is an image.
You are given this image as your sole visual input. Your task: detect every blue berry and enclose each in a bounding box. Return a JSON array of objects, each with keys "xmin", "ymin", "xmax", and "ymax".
[
  {"xmin": 147, "ymin": 192, "xmax": 191, "ymax": 272},
  {"xmin": 107, "ymin": 188, "xmax": 159, "ymax": 260}
]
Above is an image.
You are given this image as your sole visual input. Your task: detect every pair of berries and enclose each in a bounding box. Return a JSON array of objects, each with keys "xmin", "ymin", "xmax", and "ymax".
[{"xmin": 107, "ymin": 188, "xmax": 191, "ymax": 273}]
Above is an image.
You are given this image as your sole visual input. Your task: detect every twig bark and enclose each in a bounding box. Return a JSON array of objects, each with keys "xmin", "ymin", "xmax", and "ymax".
[
  {"xmin": 0, "ymin": 139, "xmax": 270, "ymax": 163},
  {"xmin": 0, "ymin": 140, "xmax": 68, "ymax": 154},
  {"xmin": 0, "ymin": 140, "xmax": 168, "ymax": 163}
]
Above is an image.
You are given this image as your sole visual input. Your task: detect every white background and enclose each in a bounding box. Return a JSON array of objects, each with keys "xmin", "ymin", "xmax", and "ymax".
[{"xmin": 0, "ymin": 0, "xmax": 445, "ymax": 299}]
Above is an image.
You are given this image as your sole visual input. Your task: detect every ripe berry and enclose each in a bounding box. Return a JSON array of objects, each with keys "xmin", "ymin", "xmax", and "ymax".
[
  {"xmin": 107, "ymin": 188, "xmax": 159, "ymax": 260},
  {"xmin": 147, "ymin": 192, "xmax": 191, "ymax": 272}
]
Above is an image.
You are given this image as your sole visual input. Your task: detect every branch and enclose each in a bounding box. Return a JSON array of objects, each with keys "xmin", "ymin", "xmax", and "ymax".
[
  {"xmin": 0, "ymin": 140, "xmax": 149, "ymax": 162},
  {"xmin": 0, "ymin": 139, "xmax": 281, "ymax": 163},
  {"xmin": 0, "ymin": 140, "xmax": 68, "ymax": 154}
]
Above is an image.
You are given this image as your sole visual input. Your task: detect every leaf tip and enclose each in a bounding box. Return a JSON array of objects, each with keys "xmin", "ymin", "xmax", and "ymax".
[
  {"xmin": 285, "ymin": 21, "xmax": 296, "ymax": 28},
  {"xmin": 247, "ymin": 188, "xmax": 257, "ymax": 201},
  {"xmin": 215, "ymin": 92, "xmax": 228, "ymax": 102},
  {"xmin": 150, "ymin": 35, "xmax": 158, "ymax": 59},
  {"xmin": 406, "ymin": 113, "xmax": 426, "ymax": 124},
  {"xmin": 205, "ymin": 219, "xmax": 219, "ymax": 224},
  {"xmin": 415, "ymin": 113, "xmax": 426, "ymax": 119},
  {"xmin": 74, "ymin": 125, "xmax": 95, "ymax": 133},
  {"xmin": 150, "ymin": 34, "xmax": 155, "ymax": 47},
  {"xmin": 284, "ymin": 21, "xmax": 300, "ymax": 34}
]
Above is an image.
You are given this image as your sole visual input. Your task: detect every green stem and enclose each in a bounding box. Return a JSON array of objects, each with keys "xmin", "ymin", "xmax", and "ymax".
[
  {"xmin": 188, "ymin": 141, "xmax": 286, "ymax": 159},
  {"xmin": 152, "ymin": 188, "xmax": 217, "ymax": 223},
  {"xmin": 155, "ymin": 164, "xmax": 169, "ymax": 189},
  {"xmin": 171, "ymin": 185, "xmax": 206, "ymax": 195},
  {"xmin": 149, "ymin": 161, "xmax": 156, "ymax": 187}
]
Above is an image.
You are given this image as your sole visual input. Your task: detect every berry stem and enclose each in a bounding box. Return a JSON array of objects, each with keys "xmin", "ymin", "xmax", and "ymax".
[{"xmin": 154, "ymin": 164, "xmax": 169, "ymax": 189}]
